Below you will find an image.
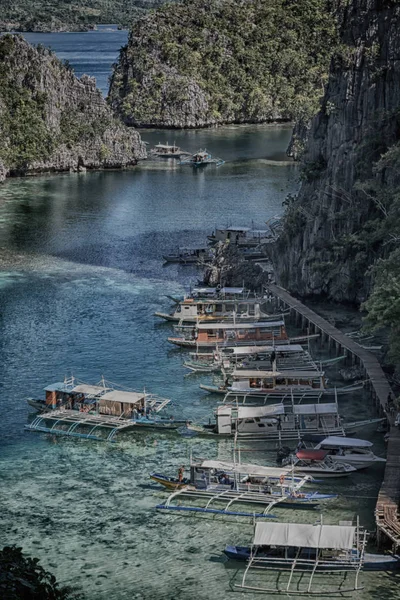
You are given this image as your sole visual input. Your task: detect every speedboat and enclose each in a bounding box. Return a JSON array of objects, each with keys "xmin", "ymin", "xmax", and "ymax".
[
  {"xmin": 282, "ymin": 450, "xmax": 356, "ymax": 478},
  {"xmin": 313, "ymin": 436, "xmax": 386, "ymax": 470}
]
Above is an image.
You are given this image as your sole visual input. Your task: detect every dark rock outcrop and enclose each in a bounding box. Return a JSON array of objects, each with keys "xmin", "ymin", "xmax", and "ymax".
[
  {"xmin": 203, "ymin": 242, "xmax": 265, "ymax": 290},
  {"xmin": 0, "ymin": 35, "xmax": 146, "ymax": 182},
  {"xmin": 273, "ymin": 0, "xmax": 400, "ymax": 304}
]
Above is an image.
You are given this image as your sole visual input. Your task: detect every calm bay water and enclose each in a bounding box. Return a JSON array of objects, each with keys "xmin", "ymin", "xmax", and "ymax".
[{"xmin": 0, "ymin": 30, "xmax": 398, "ymax": 600}]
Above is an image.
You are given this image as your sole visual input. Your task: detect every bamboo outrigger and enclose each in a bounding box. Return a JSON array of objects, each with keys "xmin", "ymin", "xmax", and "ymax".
[
  {"xmin": 25, "ymin": 377, "xmax": 183, "ymax": 441},
  {"xmin": 195, "ymin": 398, "xmax": 383, "ymax": 441},
  {"xmin": 168, "ymin": 320, "xmax": 289, "ymax": 349},
  {"xmin": 229, "ymin": 519, "xmax": 378, "ymax": 594},
  {"xmin": 153, "ymin": 460, "xmax": 337, "ymax": 519}
]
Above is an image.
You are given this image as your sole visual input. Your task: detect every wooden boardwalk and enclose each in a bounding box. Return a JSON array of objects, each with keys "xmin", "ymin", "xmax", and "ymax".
[{"xmin": 267, "ymin": 283, "xmax": 400, "ymax": 548}]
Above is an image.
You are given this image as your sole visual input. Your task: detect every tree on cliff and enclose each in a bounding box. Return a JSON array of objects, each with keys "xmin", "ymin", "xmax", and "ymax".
[
  {"xmin": 0, "ymin": 545, "xmax": 81, "ymax": 599},
  {"xmin": 109, "ymin": 0, "xmax": 339, "ymax": 128}
]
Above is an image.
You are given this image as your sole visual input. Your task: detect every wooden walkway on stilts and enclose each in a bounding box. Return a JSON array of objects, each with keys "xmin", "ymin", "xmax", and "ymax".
[{"xmin": 267, "ymin": 283, "xmax": 400, "ymax": 548}]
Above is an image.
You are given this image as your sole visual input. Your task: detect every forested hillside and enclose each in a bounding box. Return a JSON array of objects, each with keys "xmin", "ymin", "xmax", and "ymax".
[
  {"xmin": 272, "ymin": 0, "xmax": 400, "ymax": 364},
  {"xmin": 0, "ymin": 35, "xmax": 145, "ymax": 181},
  {"xmin": 0, "ymin": 0, "xmax": 176, "ymax": 32},
  {"xmin": 109, "ymin": 0, "xmax": 339, "ymax": 128}
]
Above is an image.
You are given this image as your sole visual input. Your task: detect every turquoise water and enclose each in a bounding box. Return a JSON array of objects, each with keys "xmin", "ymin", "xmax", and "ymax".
[{"xmin": 0, "ymin": 29, "xmax": 398, "ymax": 600}]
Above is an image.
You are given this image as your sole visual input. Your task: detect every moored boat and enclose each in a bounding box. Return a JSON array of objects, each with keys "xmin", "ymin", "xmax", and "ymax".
[
  {"xmin": 152, "ymin": 459, "xmax": 337, "ymax": 518},
  {"xmin": 24, "ymin": 376, "xmax": 182, "ymax": 441},
  {"xmin": 180, "ymin": 148, "xmax": 224, "ymax": 167},
  {"xmin": 283, "ymin": 449, "xmax": 356, "ymax": 478},
  {"xmin": 230, "ymin": 520, "xmax": 395, "ymax": 594},
  {"xmin": 150, "ymin": 142, "xmax": 185, "ymax": 158},
  {"xmin": 312, "ymin": 436, "xmax": 386, "ymax": 469},
  {"xmin": 168, "ymin": 320, "xmax": 289, "ymax": 348},
  {"xmin": 162, "ymin": 246, "xmax": 213, "ymax": 264}
]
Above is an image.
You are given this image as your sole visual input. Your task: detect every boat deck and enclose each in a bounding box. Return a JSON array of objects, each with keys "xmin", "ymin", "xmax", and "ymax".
[{"xmin": 267, "ymin": 284, "xmax": 400, "ymax": 548}]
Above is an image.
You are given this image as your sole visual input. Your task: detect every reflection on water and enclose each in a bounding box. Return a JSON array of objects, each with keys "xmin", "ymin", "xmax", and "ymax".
[{"xmin": 0, "ymin": 126, "xmax": 395, "ymax": 599}]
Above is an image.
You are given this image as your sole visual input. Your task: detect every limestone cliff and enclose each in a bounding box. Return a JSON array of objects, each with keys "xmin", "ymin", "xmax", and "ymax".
[
  {"xmin": 109, "ymin": 0, "xmax": 337, "ymax": 128},
  {"xmin": 273, "ymin": 0, "xmax": 400, "ymax": 304},
  {"xmin": 0, "ymin": 35, "xmax": 146, "ymax": 182}
]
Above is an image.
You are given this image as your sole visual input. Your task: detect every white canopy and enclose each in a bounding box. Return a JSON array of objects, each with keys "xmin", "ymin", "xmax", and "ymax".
[
  {"xmin": 216, "ymin": 226, "xmax": 250, "ymax": 232},
  {"xmin": 192, "ymin": 287, "xmax": 217, "ymax": 295},
  {"xmin": 198, "ymin": 321, "xmax": 284, "ymax": 330},
  {"xmin": 221, "ymin": 345, "xmax": 304, "ymax": 355},
  {"xmin": 253, "ymin": 522, "xmax": 356, "ymax": 550},
  {"xmin": 232, "ymin": 369, "xmax": 322, "ymax": 378},
  {"xmin": 236, "ymin": 404, "xmax": 285, "ymax": 419},
  {"xmin": 72, "ymin": 384, "xmax": 109, "ymax": 396},
  {"xmin": 293, "ymin": 403, "xmax": 338, "ymax": 415},
  {"xmin": 319, "ymin": 436, "xmax": 372, "ymax": 448},
  {"xmin": 195, "ymin": 460, "xmax": 293, "ymax": 479},
  {"xmin": 100, "ymin": 390, "xmax": 145, "ymax": 404},
  {"xmin": 220, "ymin": 287, "xmax": 245, "ymax": 294}
]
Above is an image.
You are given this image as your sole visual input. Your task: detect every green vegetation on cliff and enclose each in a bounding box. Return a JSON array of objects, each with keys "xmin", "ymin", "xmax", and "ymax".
[
  {"xmin": 0, "ymin": 0, "xmax": 175, "ymax": 32},
  {"xmin": 0, "ymin": 35, "xmax": 144, "ymax": 180},
  {"xmin": 109, "ymin": 0, "xmax": 338, "ymax": 128}
]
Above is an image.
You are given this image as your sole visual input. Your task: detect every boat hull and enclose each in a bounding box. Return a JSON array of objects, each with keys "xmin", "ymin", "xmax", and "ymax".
[{"xmin": 223, "ymin": 546, "xmax": 400, "ymax": 570}]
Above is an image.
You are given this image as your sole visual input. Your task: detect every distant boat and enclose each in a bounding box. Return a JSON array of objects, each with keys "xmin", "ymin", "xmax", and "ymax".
[
  {"xmin": 162, "ymin": 246, "xmax": 213, "ymax": 264},
  {"xmin": 150, "ymin": 142, "xmax": 187, "ymax": 158},
  {"xmin": 180, "ymin": 148, "xmax": 224, "ymax": 167}
]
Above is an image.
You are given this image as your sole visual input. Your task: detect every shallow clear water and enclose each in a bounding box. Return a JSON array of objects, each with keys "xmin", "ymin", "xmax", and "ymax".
[{"xmin": 0, "ymin": 30, "xmax": 398, "ymax": 600}]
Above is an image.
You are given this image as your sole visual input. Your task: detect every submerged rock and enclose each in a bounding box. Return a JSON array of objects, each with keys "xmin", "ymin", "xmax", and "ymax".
[{"xmin": 0, "ymin": 35, "xmax": 146, "ymax": 181}]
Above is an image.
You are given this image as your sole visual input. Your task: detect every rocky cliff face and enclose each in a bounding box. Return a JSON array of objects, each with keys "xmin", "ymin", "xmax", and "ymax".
[
  {"xmin": 273, "ymin": 0, "xmax": 400, "ymax": 304},
  {"xmin": 109, "ymin": 0, "xmax": 337, "ymax": 128},
  {"xmin": 0, "ymin": 35, "xmax": 146, "ymax": 182}
]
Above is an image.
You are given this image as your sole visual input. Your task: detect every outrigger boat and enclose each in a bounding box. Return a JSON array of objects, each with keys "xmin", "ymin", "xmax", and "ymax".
[
  {"xmin": 199, "ymin": 367, "xmax": 364, "ymax": 397},
  {"xmin": 162, "ymin": 246, "xmax": 213, "ymax": 264},
  {"xmin": 180, "ymin": 149, "xmax": 224, "ymax": 167},
  {"xmin": 155, "ymin": 297, "xmax": 275, "ymax": 324},
  {"xmin": 168, "ymin": 320, "xmax": 289, "ymax": 349},
  {"xmin": 227, "ymin": 520, "xmax": 400, "ymax": 595},
  {"xmin": 194, "ymin": 400, "xmax": 384, "ymax": 441},
  {"xmin": 166, "ymin": 286, "xmax": 265, "ymax": 305},
  {"xmin": 152, "ymin": 459, "xmax": 337, "ymax": 518},
  {"xmin": 150, "ymin": 142, "xmax": 187, "ymax": 158},
  {"xmin": 184, "ymin": 344, "xmax": 314, "ymax": 373},
  {"xmin": 207, "ymin": 226, "xmax": 272, "ymax": 247},
  {"xmin": 25, "ymin": 377, "xmax": 185, "ymax": 441},
  {"xmin": 282, "ymin": 450, "xmax": 356, "ymax": 478}
]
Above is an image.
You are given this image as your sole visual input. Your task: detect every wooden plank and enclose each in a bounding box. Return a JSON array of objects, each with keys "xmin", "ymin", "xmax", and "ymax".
[{"xmin": 267, "ymin": 284, "xmax": 400, "ymax": 547}]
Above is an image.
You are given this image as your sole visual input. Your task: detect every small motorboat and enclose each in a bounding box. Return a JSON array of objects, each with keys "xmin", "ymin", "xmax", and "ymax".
[
  {"xmin": 283, "ymin": 450, "xmax": 356, "ymax": 478},
  {"xmin": 313, "ymin": 436, "xmax": 386, "ymax": 470}
]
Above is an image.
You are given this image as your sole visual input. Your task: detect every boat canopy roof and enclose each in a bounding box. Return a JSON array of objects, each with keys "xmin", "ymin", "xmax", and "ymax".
[
  {"xmin": 220, "ymin": 287, "xmax": 244, "ymax": 294},
  {"xmin": 237, "ymin": 404, "xmax": 285, "ymax": 419},
  {"xmin": 72, "ymin": 384, "xmax": 109, "ymax": 396},
  {"xmin": 253, "ymin": 522, "xmax": 356, "ymax": 550},
  {"xmin": 198, "ymin": 320, "xmax": 284, "ymax": 330},
  {"xmin": 45, "ymin": 382, "xmax": 74, "ymax": 393},
  {"xmin": 194, "ymin": 459, "xmax": 293, "ymax": 478},
  {"xmin": 44, "ymin": 382, "xmax": 109, "ymax": 396},
  {"xmin": 192, "ymin": 287, "xmax": 217, "ymax": 295},
  {"xmin": 216, "ymin": 404, "xmax": 284, "ymax": 418},
  {"xmin": 232, "ymin": 369, "xmax": 322, "ymax": 378},
  {"xmin": 221, "ymin": 344, "xmax": 304, "ymax": 355},
  {"xmin": 293, "ymin": 403, "xmax": 338, "ymax": 415},
  {"xmin": 155, "ymin": 143, "xmax": 178, "ymax": 148},
  {"xmin": 216, "ymin": 226, "xmax": 251, "ymax": 232},
  {"xmin": 296, "ymin": 449, "xmax": 328, "ymax": 461},
  {"xmin": 319, "ymin": 436, "xmax": 373, "ymax": 448},
  {"xmin": 100, "ymin": 390, "xmax": 145, "ymax": 404}
]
